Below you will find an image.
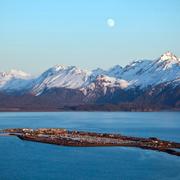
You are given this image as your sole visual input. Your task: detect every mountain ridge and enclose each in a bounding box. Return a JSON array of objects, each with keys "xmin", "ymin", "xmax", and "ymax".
[{"xmin": 0, "ymin": 52, "xmax": 179, "ymax": 111}]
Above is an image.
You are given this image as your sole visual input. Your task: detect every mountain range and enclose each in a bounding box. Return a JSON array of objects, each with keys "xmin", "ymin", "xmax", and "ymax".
[{"xmin": 0, "ymin": 51, "xmax": 179, "ymax": 111}]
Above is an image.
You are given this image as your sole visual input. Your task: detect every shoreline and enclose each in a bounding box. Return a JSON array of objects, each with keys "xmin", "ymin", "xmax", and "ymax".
[
  {"xmin": 0, "ymin": 109, "xmax": 179, "ymax": 113},
  {"xmin": 0, "ymin": 134, "xmax": 11, "ymax": 136},
  {"xmin": 1, "ymin": 128, "xmax": 180, "ymax": 157}
]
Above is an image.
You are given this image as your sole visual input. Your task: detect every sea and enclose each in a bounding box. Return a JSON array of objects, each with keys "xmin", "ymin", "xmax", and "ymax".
[{"xmin": 0, "ymin": 112, "xmax": 180, "ymax": 180}]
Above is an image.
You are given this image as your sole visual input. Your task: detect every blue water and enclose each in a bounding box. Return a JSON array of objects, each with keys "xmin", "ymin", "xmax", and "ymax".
[{"xmin": 0, "ymin": 112, "xmax": 180, "ymax": 180}]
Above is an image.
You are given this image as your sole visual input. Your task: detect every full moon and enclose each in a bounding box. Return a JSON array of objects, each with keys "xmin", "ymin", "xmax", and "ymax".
[{"xmin": 107, "ymin": 18, "xmax": 115, "ymax": 28}]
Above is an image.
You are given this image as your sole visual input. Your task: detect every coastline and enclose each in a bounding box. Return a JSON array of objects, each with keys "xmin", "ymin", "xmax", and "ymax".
[
  {"xmin": 0, "ymin": 107, "xmax": 179, "ymax": 113},
  {"xmin": 2, "ymin": 128, "xmax": 180, "ymax": 157}
]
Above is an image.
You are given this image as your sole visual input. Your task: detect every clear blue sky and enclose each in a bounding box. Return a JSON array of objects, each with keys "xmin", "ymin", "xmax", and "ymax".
[{"xmin": 0, "ymin": 0, "xmax": 180, "ymax": 74}]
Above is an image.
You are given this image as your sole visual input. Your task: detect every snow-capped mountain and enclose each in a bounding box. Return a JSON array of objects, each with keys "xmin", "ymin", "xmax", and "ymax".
[
  {"xmin": 117, "ymin": 51, "xmax": 180, "ymax": 88},
  {"xmin": 31, "ymin": 65, "xmax": 91, "ymax": 95},
  {"xmin": 0, "ymin": 69, "xmax": 32, "ymax": 92},
  {"xmin": 90, "ymin": 51, "xmax": 180, "ymax": 89},
  {"xmin": 0, "ymin": 69, "xmax": 30, "ymax": 85},
  {"xmin": 80, "ymin": 75, "xmax": 129, "ymax": 96},
  {"xmin": 0, "ymin": 52, "xmax": 179, "ymax": 111},
  {"xmin": 0, "ymin": 52, "xmax": 179, "ymax": 94}
]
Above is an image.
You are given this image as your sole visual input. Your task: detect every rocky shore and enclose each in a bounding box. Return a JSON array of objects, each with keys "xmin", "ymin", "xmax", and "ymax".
[{"xmin": 1, "ymin": 128, "xmax": 180, "ymax": 156}]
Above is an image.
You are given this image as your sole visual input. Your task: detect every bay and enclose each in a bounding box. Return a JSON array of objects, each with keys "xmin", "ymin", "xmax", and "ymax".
[{"xmin": 0, "ymin": 112, "xmax": 180, "ymax": 180}]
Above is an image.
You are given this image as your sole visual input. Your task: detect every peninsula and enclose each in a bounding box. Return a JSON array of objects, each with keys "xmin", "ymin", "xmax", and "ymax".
[{"xmin": 1, "ymin": 128, "xmax": 180, "ymax": 156}]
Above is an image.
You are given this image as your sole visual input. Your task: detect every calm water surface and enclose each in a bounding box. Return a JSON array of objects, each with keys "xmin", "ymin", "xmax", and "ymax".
[{"xmin": 0, "ymin": 112, "xmax": 180, "ymax": 180}]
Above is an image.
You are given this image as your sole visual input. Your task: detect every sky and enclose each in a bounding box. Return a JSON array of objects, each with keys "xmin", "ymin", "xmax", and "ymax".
[{"xmin": 0, "ymin": 0, "xmax": 180, "ymax": 74}]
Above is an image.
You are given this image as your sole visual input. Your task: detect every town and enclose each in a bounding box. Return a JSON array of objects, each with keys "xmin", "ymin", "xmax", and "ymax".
[{"xmin": 1, "ymin": 128, "xmax": 180, "ymax": 156}]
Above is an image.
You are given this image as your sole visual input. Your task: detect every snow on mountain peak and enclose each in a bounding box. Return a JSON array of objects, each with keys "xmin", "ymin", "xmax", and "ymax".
[
  {"xmin": 0, "ymin": 69, "xmax": 31, "ymax": 85},
  {"xmin": 80, "ymin": 75, "xmax": 129, "ymax": 96},
  {"xmin": 96, "ymin": 75, "xmax": 129, "ymax": 89},
  {"xmin": 90, "ymin": 75, "xmax": 128, "ymax": 89},
  {"xmin": 154, "ymin": 52, "xmax": 180, "ymax": 71},
  {"xmin": 32, "ymin": 65, "xmax": 91, "ymax": 95},
  {"xmin": 52, "ymin": 65, "xmax": 66, "ymax": 71},
  {"xmin": 0, "ymin": 69, "xmax": 30, "ymax": 79},
  {"xmin": 0, "ymin": 69, "xmax": 32, "ymax": 92},
  {"xmin": 108, "ymin": 52, "xmax": 180, "ymax": 88},
  {"xmin": 159, "ymin": 51, "xmax": 178, "ymax": 62},
  {"xmin": 0, "ymin": 52, "xmax": 179, "ymax": 95},
  {"xmin": 46, "ymin": 65, "xmax": 90, "ymax": 76},
  {"xmin": 8, "ymin": 69, "xmax": 31, "ymax": 78}
]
